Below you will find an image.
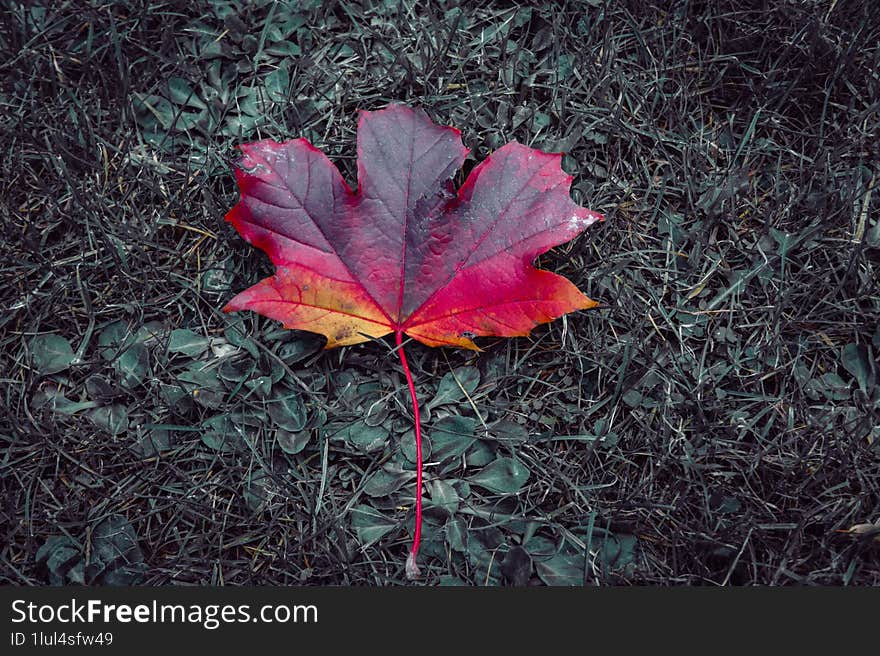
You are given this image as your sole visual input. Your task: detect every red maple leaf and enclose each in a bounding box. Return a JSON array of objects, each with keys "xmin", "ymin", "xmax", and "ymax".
[{"xmin": 224, "ymin": 104, "xmax": 603, "ymax": 578}]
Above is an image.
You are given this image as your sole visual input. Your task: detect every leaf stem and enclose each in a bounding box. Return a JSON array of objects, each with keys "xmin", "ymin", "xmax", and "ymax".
[{"xmin": 396, "ymin": 331, "xmax": 422, "ymax": 579}]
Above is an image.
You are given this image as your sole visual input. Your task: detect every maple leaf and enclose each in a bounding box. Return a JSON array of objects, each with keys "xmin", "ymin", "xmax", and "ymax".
[{"xmin": 224, "ymin": 104, "xmax": 604, "ymax": 578}]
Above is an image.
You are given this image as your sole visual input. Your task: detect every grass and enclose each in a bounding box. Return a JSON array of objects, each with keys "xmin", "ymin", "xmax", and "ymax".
[{"xmin": 2, "ymin": 0, "xmax": 879, "ymax": 586}]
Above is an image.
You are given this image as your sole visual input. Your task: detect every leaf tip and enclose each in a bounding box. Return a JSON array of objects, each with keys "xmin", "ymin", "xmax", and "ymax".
[
  {"xmin": 578, "ymin": 295, "xmax": 601, "ymax": 311},
  {"xmin": 222, "ymin": 293, "xmax": 247, "ymax": 314}
]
